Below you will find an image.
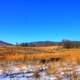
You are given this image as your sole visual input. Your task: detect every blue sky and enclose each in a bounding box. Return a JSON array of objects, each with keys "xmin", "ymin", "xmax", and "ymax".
[{"xmin": 0, "ymin": 0, "xmax": 80, "ymax": 44}]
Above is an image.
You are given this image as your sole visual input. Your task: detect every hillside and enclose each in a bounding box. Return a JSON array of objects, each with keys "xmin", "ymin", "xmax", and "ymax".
[{"xmin": 0, "ymin": 40, "xmax": 12, "ymax": 46}]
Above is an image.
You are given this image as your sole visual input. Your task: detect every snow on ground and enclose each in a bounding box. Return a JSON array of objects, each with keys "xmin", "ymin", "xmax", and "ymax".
[{"xmin": 0, "ymin": 63, "xmax": 80, "ymax": 80}]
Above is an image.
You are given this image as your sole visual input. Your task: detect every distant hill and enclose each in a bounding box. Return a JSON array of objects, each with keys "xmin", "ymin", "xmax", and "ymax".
[
  {"xmin": 0, "ymin": 40, "xmax": 12, "ymax": 46},
  {"xmin": 18, "ymin": 41, "xmax": 61, "ymax": 47}
]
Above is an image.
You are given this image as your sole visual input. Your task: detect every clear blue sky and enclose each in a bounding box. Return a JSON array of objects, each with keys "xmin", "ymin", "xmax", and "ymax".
[{"xmin": 0, "ymin": 0, "xmax": 80, "ymax": 44}]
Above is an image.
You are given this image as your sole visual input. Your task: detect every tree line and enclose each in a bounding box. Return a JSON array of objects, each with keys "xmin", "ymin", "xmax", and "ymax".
[
  {"xmin": 62, "ymin": 40, "xmax": 80, "ymax": 48},
  {"xmin": 17, "ymin": 40, "xmax": 80, "ymax": 48}
]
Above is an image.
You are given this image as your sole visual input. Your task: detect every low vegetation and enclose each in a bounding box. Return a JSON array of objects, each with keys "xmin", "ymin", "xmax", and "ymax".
[
  {"xmin": 0, "ymin": 43, "xmax": 80, "ymax": 79},
  {"xmin": 0, "ymin": 45, "xmax": 80, "ymax": 64}
]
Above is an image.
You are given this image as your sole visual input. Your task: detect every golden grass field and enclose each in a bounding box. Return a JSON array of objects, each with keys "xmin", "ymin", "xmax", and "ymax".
[
  {"xmin": 0, "ymin": 45, "xmax": 80, "ymax": 64},
  {"xmin": 0, "ymin": 46, "xmax": 80, "ymax": 80}
]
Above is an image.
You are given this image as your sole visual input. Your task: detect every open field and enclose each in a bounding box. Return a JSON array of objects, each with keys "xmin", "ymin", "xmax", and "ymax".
[
  {"xmin": 0, "ymin": 46, "xmax": 80, "ymax": 80},
  {"xmin": 0, "ymin": 46, "xmax": 80, "ymax": 63}
]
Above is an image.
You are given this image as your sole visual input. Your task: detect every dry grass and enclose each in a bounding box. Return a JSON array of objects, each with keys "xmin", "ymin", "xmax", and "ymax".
[
  {"xmin": 0, "ymin": 46, "xmax": 80, "ymax": 80},
  {"xmin": 0, "ymin": 45, "xmax": 80, "ymax": 63}
]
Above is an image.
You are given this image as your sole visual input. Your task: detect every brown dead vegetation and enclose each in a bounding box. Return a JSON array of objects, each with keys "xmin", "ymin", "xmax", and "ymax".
[{"xmin": 0, "ymin": 46, "xmax": 80, "ymax": 63}]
